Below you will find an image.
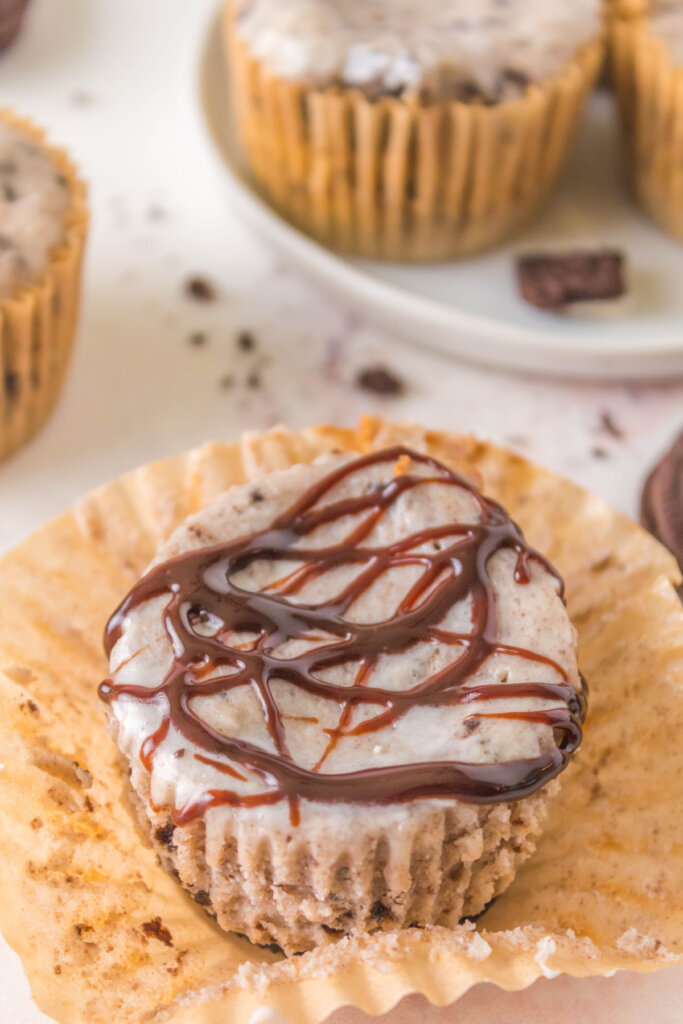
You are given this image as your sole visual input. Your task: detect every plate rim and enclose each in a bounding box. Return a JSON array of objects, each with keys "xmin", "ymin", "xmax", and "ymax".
[{"xmin": 197, "ymin": 11, "xmax": 683, "ymax": 381}]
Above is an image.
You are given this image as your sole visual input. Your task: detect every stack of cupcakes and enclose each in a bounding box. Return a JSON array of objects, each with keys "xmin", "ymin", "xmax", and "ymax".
[
  {"xmin": 0, "ymin": 111, "xmax": 88, "ymax": 462},
  {"xmin": 224, "ymin": 0, "xmax": 605, "ymax": 260}
]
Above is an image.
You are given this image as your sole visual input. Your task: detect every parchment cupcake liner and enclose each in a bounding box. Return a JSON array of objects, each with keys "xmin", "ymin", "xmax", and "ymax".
[
  {"xmin": 0, "ymin": 418, "xmax": 681, "ymax": 1024},
  {"xmin": 0, "ymin": 109, "xmax": 88, "ymax": 463},
  {"xmin": 137, "ymin": 777, "xmax": 554, "ymax": 955},
  {"xmin": 224, "ymin": 8, "xmax": 603, "ymax": 261},
  {"xmin": 611, "ymin": 14, "xmax": 683, "ymax": 240},
  {"xmin": 608, "ymin": 0, "xmax": 650, "ymax": 19}
]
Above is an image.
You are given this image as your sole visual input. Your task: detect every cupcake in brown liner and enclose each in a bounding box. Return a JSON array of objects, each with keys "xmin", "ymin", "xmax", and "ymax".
[
  {"xmin": 100, "ymin": 443, "xmax": 584, "ymax": 954},
  {"xmin": 612, "ymin": 2, "xmax": 683, "ymax": 240},
  {"xmin": 0, "ymin": 109, "xmax": 88, "ymax": 462},
  {"xmin": 223, "ymin": 0, "xmax": 604, "ymax": 261}
]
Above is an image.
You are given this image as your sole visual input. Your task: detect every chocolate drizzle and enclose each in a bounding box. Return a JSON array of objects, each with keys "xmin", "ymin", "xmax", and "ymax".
[{"xmin": 100, "ymin": 447, "xmax": 585, "ymax": 827}]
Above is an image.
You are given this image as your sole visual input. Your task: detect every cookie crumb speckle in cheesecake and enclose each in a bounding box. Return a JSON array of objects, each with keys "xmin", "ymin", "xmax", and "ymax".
[{"xmin": 0, "ymin": 120, "xmax": 70, "ymax": 298}]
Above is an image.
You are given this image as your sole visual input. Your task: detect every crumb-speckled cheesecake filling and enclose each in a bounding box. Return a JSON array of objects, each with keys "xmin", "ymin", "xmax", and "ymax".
[
  {"xmin": 0, "ymin": 119, "xmax": 70, "ymax": 299},
  {"xmin": 103, "ymin": 448, "xmax": 583, "ymax": 835},
  {"xmin": 648, "ymin": 1, "xmax": 683, "ymax": 64},
  {"xmin": 233, "ymin": 0, "xmax": 602, "ymax": 100}
]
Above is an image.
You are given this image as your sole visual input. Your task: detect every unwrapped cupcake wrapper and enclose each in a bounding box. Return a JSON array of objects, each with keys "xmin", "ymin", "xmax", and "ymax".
[
  {"xmin": 0, "ymin": 110, "xmax": 88, "ymax": 462},
  {"xmin": 224, "ymin": 11, "xmax": 603, "ymax": 260},
  {"xmin": 612, "ymin": 18, "xmax": 683, "ymax": 240}
]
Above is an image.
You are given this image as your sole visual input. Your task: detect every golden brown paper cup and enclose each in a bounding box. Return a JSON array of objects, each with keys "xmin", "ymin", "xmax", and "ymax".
[
  {"xmin": 224, "ymin": 7, "xmax": 603, "ymax": 261},
  {"xmin": 0, "ymin": 417, "xmax": 681, "ymax": 1024},
  {"xmin": 0, "ymin": 110, "xmax": 88, "ymax": 463},
  {"xmin": 612, "ymin": 16, "xmax": 683, "ymax": 240},
  {"xmin": 607, "ymin": 0, "xmax": 651, "ymax": 19}
]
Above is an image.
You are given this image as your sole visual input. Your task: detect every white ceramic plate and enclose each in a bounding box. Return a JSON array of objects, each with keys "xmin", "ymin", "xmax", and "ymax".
[{"xmin": 198, "ymin": 13, "xmax": 683, "ymax": 380}]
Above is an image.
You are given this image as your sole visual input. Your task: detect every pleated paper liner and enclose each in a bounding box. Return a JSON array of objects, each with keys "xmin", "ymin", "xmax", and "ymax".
[
  {"xmin": 0, "ymin": 109, "xmax": 88, "ymax": 463},
  {"xmin": 224, "ymin": 6, "xmax": 603, "ymax": 261},
  {"xmin": 0, "ymin": 417, "xmax": 681, "ymax": 1024},
  {"xmin": 608, "ymin": 0, "xmax": 651, "ymax": 19},
  {"xmin": 612, "ymin": 15, "xmax": 683, "ymax": 241}
]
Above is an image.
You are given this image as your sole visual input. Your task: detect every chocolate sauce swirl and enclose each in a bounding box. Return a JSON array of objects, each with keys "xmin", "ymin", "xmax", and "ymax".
[{"xmin": 100, "ymin": 447, "xmax": 585, "ymax": 826}]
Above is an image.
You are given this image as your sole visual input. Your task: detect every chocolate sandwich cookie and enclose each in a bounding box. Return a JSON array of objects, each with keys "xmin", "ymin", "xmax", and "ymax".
[{"xmin": 641, "ymin": 431, "xmax": 683, "ymax": 597}]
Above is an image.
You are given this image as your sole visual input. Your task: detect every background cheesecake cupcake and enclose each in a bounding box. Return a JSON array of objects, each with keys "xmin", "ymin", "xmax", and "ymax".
[
  {"xmin": 224, "ymin": 0, "xmax": 604, "ymax": 261},
  {"xmin": 0, "ymin": 110, "xmax": 88, "ymax": 462},
  {"xmin": 612, "ymin": 1, "xmax": 683, "ymax": 240},
  {"xmin": 101, "ymin": 445, "xmax": 585, "ymax": 953}
]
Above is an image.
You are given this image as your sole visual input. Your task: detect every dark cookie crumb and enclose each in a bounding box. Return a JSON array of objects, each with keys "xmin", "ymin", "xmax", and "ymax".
[
  {"xmin": 464, "ymin": 718, "xmax": 481, "ymax": 734},
  {"xmin": 236, "ymin": 330, "xmax": 256, "ymax": 352},
  {"xmin": 154, "ymin": 822, "xmax": 176, "ymax": 848},
  {"xmin": 516, "ymin": 250, "xmax": 626, "ymax": 310},
  {"xmin": 185, "ymin": 276, "xmax": 216, "ymax": 302},
  {"xmin": 75, "ymin": 923, "xmax": 93, "ymax": 938},
  {"xmin": 142, "ymin": 917, "xmax": 173, "ymax": 946},
  {"xmin": 592, "ymin": 446, "xmax": 609, "ymax": 459},
  {"xmin": 173, "ymin": 748, "xmax": 186, "ymax": 759},
  {"xmin": 2, "ymin": 182, "xmax": 16, "ymax": 201},
  {"xmin": 356, "ymin": 365, "xmax": 405, "ymax": 397},
  {"xmin": 250, "ymin": 488, "xmax": 264, "ymax": 503},
  {"xmin": 246, "ymin": 371, "xmax": 261, "ymax": 389},
  {"xmin": 192, "ymin": 889, "xmax": 211, "ymax": 907},
  {"xmin": 599, "ymin": 411, "xmax": 624, "ymax": 439},
  {"xmin": 188, "ymin": 331, "xmax": 207, "ymax": 347},
  {"xmin": 370, "ymin": 900, "xmax": 392, "ymax": 922}
]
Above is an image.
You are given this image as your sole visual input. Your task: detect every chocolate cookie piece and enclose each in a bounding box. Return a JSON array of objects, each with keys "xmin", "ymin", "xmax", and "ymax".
[
  {"xmin": 516, "ymin": 250, "xmax": 626, "ymax": 310},
  {"xmin": 356, "ymin": 365, "xmax": 405, "ymax": 396},
  {"xmin": 641, "ymin": 431, "xmax": 683, "ymax": 597}
]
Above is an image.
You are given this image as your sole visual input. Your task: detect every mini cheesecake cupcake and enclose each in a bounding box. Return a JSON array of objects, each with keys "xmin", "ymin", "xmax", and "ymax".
[
  {"xmin": 612, "ymin": 2, "xmax": 683, "ymax": 239},
  {"xmin": 100, "ymin": 446, "xmax": 585, "ymax": 953},
  {"xmin": 224, "ymin": 0, "xmax": 604, "ymax": 260},
  {"xmin": 0, "ymin": 111, "xmax": 88, "ymax": 462}
]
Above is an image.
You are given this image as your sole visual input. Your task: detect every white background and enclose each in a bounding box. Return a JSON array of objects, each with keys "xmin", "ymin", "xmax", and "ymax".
[{"xmin": 0, "ymin": 2, "xmax": 681, "ymax": 1021}]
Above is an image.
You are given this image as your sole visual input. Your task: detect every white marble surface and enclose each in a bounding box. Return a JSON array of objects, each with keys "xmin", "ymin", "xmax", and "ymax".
[{"xmin": 0, "ymin": 2, "xmax": 682, "ymax": 1022}]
